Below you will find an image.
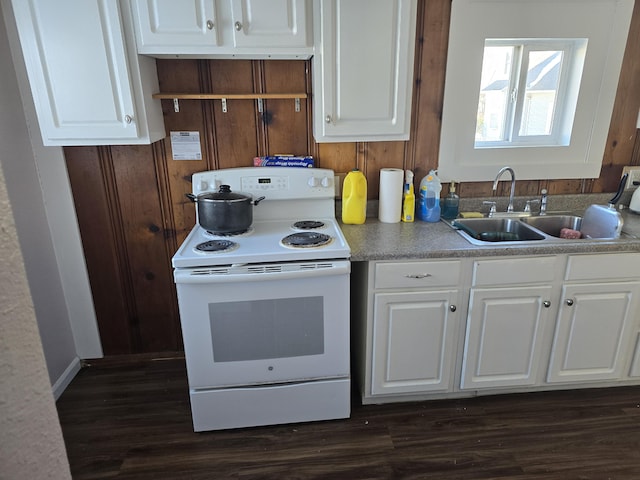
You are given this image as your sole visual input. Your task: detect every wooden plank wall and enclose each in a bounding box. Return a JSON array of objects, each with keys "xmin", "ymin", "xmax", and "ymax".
[{"xmin": 64, "ymin": 0, "xmax": 640, "ymax": 355}]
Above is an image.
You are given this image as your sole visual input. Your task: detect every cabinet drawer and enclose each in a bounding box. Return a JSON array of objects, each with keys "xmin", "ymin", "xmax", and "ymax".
[
  {"xmin": 565, "ymin": 253, "xmax": 640, "ymax": 282},
  {"xmin": 472, "ymin": 256, "xmax": 557, "ymax": 286},
  {"xmin": 374, "ymin": 261, "xmax": 462, "ymax": 289}
]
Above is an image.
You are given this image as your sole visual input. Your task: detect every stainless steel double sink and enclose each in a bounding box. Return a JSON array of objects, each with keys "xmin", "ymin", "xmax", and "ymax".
[{"xmin": 448, "ymin": 214, "xmax": 601, "ymax": 246}]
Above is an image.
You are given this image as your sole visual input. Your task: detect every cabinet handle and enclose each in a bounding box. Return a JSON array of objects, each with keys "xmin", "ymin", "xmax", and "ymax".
[
  {"xmin": 325, "ymin": 115, "xmax": 332, "ymax": 124},
  {"xmin": 206, "ymin": 20, "xmax": 214, "ymax": 30},
  {"xmin": 404, "ymin": 273, "xmax": 432, "ymax": 279},
  {"xmin": 235, "ymin": 21, "xmax": 243, "ymax": 31},
  {"xmin": 543, "ymin": 300, "xmax": 551, "ymax": 308},
  {"xmin": 566, "ymin": 299, "xmax": 574, "ymax": 306},
  {"xmin": 124, "ymin": 115, "xmax": 133, "ymax": 124},
  {"xmin": 449, "ymin": 305, "xmax": 457, "ymax": 312}
]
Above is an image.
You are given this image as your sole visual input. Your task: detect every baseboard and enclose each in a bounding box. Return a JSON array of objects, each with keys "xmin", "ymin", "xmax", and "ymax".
[{"xmin": 52, "ymin": 356, "xmax": 81, "ymax": 400}]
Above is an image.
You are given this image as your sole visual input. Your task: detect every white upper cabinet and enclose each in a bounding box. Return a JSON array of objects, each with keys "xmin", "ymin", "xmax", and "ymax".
[
  {"xmin": 131, "ymin": 0, "xmax": 313, "ymax": 58},
  {"xmin": 9, "ymin": 0, "xmax": 165, "ymax": 146},
  {"xmin": 131, "ymin": 0, "xmax": 221, "ymax": 50},
  {"xmin": 229, "ymin": 0, "xmax": 309, "ymax": 49},
  {"xmin": 312, "ymin": 0, "xmax": 418, "ymax": 143}
]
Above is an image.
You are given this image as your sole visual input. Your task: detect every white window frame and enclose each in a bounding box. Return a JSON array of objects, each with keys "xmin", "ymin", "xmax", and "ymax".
[
  {"xmin": 475, "ymin": 39, "xmax": 585, "ymax": 149},
  {"xmin": 438, "ymin": 0, "xmax": 634, "ymax": 182}
]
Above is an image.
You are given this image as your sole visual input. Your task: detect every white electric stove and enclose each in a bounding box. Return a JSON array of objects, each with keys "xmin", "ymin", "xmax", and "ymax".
[{"xmin": 172, "ymin": 167, "xmax": 352, "ymax": 432}]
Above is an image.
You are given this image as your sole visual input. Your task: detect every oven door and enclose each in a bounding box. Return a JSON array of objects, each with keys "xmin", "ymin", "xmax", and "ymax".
[{"xmin": 174, "ymin": 260, "xmax": 350, "ymax": 389}]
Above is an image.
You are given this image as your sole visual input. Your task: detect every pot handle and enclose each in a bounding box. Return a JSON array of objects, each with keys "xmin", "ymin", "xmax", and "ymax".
[
  {"xmin": 253, "ymin": 196, "xmax": 266, "ymax": 206},
  {"xmin": 609, "ymin": 173, "xmax": 628, "ymax": 206},
  {"xmin": 185, "ymin": 193, "xmax": 197, "ymax": 203}
]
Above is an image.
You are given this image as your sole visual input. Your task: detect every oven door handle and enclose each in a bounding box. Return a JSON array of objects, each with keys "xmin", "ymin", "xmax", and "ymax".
[{"xmin": 174, "ymin": 261, "xmax": 351, "ymax": 284}]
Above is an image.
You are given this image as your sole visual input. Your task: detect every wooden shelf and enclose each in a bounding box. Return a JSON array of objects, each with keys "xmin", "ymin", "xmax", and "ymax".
[
  {"xmin": 152, "ymin": 93, "xmax": 307, "ymax": 100},
  {"xmin": 153, "ymin": 92, "xmax": 308, "ymax": 113}
]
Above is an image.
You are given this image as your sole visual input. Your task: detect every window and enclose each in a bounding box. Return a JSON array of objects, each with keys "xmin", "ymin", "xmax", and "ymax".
[
  {"xmin": 438, "ymin": 0, "xmax": 634, "ymax": 182},
  {"xmin": 475, "ymin": 39, "xmax": 586, "ymax": 148}
]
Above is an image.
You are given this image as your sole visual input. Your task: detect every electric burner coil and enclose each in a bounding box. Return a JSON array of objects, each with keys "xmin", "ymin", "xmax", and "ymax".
[
  {"xmin": 194, "ymin": 239, "xmax": 239, "ymax": 253},
  {"xmin": 281, "ymin": 232, "xmax": 332, "ymax": 248},
  {"xmin": 293, "ymin": 220, "xmax": 326, "ymax": 230}
]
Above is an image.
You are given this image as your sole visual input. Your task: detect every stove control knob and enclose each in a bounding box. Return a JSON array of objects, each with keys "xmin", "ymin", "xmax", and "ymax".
[
  {"xmin": 308, "ymin": 176, "xmax": 319, "ymax": 187},
  {"xmin": 198, "ymin": 180, "xmax": 209, "ymax": 192},
  {"xmin": 321, "ymin": 176, "xmax": 331, "ymax": 188}
]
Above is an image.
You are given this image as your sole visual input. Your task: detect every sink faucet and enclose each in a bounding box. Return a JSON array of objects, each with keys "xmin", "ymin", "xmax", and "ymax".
[
  {"xmin": 492, "ymin": 166, "xmax": 516, "ymax": 213},
  {"xmin": 540, "ymin": 189, "xmax": 548, "ymax": 215}
]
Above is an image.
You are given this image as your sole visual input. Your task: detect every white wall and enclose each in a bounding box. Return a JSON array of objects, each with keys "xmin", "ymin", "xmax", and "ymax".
[
  {"xmin": 0, "ymin": 121, "xmax": 72, "ymax": 480},
  {"xmin": 1, "ymin": 0, "xmax": 103, "ymax": 397}
]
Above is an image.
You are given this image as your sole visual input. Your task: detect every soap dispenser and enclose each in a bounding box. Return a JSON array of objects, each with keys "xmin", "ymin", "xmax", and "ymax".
[{"xmin": 441, "ymin": 181, "xmax": 460, "ymax": 220}]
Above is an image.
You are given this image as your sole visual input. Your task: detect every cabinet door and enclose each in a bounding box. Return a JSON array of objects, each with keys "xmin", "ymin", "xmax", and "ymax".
[
  {"xmin": 313, "ymin": 0, "xmax": 418, "ymax": 142},
  {"xmin": 230, "ymin": 0, "xmax": 310, "ymax": 48},
  {"xmin": 547, "ymin": 282, "xmax": 640, "ymax": 383},
  {"xmin": 371, "ymin": 290, "xmax": 459, "ymax": 395},
  {"xmin": 629, "ymin": 333, "xmax": 640, "ymax": 377},
  {"xmin": 132, "ymin": 0, "xmax": 219, "ymax": 52},
  {"xmin": 461, "ymin": 286, "xmax": 553, "ymax": 389},
  {"xmin": 11, "ymin": 0, "xmax": 142, "ymax": 144}
]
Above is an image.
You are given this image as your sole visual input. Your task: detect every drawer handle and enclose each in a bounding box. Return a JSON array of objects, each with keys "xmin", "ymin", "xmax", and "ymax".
[{"xmin": 404, "ymin": 273, "xmax": 432, "ymax": 279}]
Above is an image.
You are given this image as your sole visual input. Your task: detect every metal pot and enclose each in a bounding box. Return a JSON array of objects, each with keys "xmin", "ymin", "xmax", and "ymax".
[{"xmin": 186, "ymin": 185, "xmax": 265, "ymax": 234}]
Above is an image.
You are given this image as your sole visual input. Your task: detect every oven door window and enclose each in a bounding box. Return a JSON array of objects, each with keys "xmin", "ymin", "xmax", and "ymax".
[{"xmin": 209, "ymin": 297, "xmax": 324, "ymax": 362}]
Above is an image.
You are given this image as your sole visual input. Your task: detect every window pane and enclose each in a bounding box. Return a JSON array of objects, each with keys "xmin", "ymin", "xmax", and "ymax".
[
  {"xmin": 519, "ymin": 50, "xmax": 562, "ymax": 136},
  {"xmin": 476, "ymin": 46, "xmax": 514, "ymax": 142}
]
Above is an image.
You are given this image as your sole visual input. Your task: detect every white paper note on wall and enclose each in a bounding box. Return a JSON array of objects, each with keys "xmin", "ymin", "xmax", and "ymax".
[{"xmin": 170, "ymin": 131, "xmax": 202, "ymax": 160}]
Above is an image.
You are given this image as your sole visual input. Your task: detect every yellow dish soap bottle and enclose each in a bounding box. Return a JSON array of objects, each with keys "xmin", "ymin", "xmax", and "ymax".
[
  {"xmin": 401, "ymin": 170, "xmax": 415, "ymax": 222},
  {"xmin": 342, "ymin": 169, "xmax": 367, "ymax": 224}
]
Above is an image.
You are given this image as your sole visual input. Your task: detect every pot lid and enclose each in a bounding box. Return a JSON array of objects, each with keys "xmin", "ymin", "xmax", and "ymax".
[{"xmin": 199, "ymin": 185, "xmax": 250, "ymax": 202}]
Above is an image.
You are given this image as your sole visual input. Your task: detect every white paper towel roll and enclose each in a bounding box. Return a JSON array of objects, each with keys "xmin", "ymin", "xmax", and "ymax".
[{"xmin": 378, "ymin": 168, "xmax": 404, "ymax": 223}]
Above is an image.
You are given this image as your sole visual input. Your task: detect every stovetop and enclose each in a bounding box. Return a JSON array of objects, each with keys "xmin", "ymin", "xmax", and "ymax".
[
  {"xmin": 172, "ymin": 167, "xmax": 351, "ymax": 268},
  {"xmin": 172, "ymin": 218, "xmax": 350, "ymax": 268}
]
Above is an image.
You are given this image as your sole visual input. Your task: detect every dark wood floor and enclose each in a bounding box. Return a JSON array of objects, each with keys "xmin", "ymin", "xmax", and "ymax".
[{"xmin": 56, "ymin": 357, "xmax": 640, "ymax": 479}]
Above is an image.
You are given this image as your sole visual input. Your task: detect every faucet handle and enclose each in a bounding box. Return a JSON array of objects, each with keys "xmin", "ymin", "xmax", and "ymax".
[
  {"xmin": 540, "ymin": 189, "xmax": 548, "ymax": 215},
  {"xmin": 483, "ymin": 200, "xmax": 497, "ymax": 217},
  {"xmin": 524, "ymin": 199, "xmax": 540, "ymax": 213}
]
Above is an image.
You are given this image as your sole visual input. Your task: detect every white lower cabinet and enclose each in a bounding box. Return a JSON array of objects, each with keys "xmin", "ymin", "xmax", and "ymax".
[
  {"xmin": 547, "ymin": 282, "xmax": 640, "ymax": 383},
  {"xmin": 546, "ymin": 253, "xmax": 640, "ymax": 383},
  {"xmin": 460, "ymin": 256, "xmax": 558, "ymax": 390},
  {"xmin": 355, "ymin": 253, "xmax": 640, "ymax": 404},
  {"xmin": 461, "ymin": 285, "xmax": 553, "ymax": 389},
  {"xmin": 371, "ymin": 289, "xmax": 459, "ymax": 395},
  {"xmin": 630, "ymin": 334, "xmax": 640, "ymax": 377},
  {"xmin": 355, "ymin": 259, "xmax": 463, "ymax": 402}
]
